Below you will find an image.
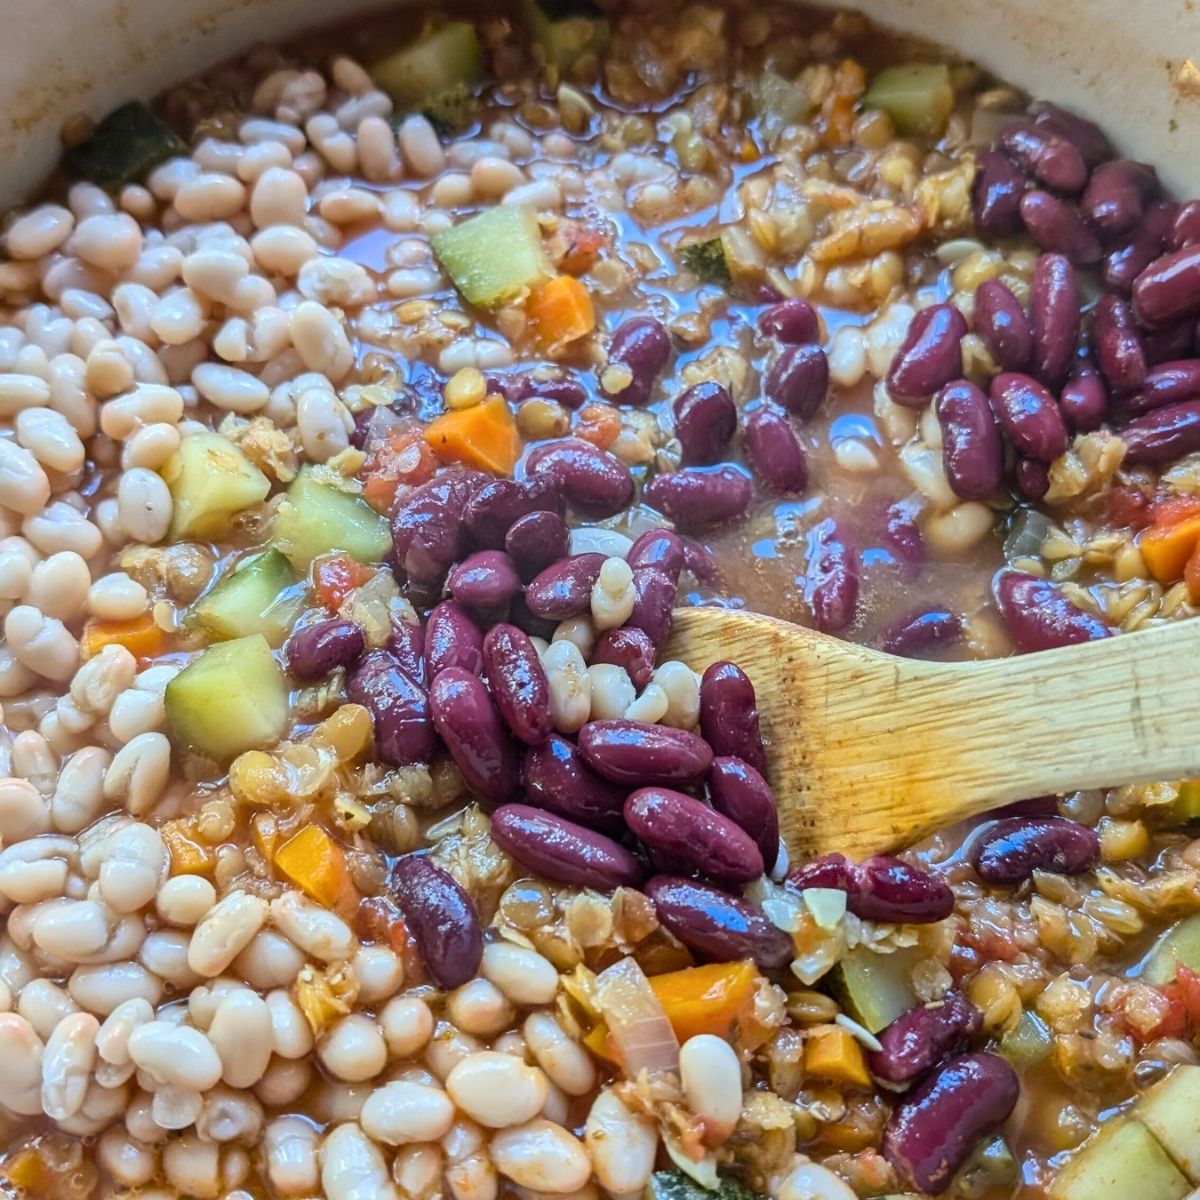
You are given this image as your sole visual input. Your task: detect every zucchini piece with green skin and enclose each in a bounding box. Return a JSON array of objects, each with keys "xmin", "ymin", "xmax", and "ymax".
[
  {"xmin": 646, "ymin": 1171, "xmax": 761, "ymax": 1200},
  {"xmin": 432, "ymin": 207, "xmax": 550, "ymax": 309},
  {"xmin": 1050, "ymin": 1119, "xmax": 1190, "ymax": 1200},
  {"xmin": 828, "ymin": 946, "xmax": 919, "ymax": 1033},
  {"xmin": 163, "ymin": 432, "xmax": 271, "ymax": 542},
  {"xmin": 270, "ymin": 467, "xmax": 390, "ymax": 569},
  {"xmin": 525, "ymin": 0, "xmax": 609, "ymax": 74},
  {"xmin": 370, "ymin": 22, "xmax": 484, "ymax": 106},
  {"xmin": 753, "ymin": 71, "xmax": 814, "ymax": 138},
  {"xmin": 1137, "ymin": 1066, "xmax": 1200, "ymax": 1183},
  {"xmin": 681, "ymin": 236, "xmax": 732, "ymax": 287},
  {"xmin": 1140, "ymin": 913, "xmax": 1200, "ymax": 986},
  {"xmin": 188, "ymin": 549, "xmax": 301, "ymax": 647},
  {"xmin": 64, "ymin": 101, "xmax": 188, "ymax": 188},
  {"xmin": 997, "ymin": 1009, "xmax": 1052, "ymax": 1069},
  {"xmin": 862, "ymin": 63, "xmax": 955, "ymax": 137},
  {"xmin": 165, "ymin": 635, "xmax": 290, "ymax": 762}
]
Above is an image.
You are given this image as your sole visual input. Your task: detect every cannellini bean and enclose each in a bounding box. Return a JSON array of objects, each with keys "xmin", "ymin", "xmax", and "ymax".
[
  {"xmin": 152, "ymin": 1082, "xmax": 204, "ymax": 1132},
  {"xmin": 256, "ymin": 1057, "xmax": 313, "ymax": 1108},
  {"xmin": 266, "ymin": 1115, "xmax": 321, "ymax": 1196},
  {"xmin": 319, "ymin": 1121, "xmax": 399, "ymax": 1200},
  {"xmin": 250, "ymin": 167, "xmax": 308, "ymax": 229},
  {"xmin": 523, "ymin": 1013, "xmax": 596, "ymax": 1097},
  {"xmin": 251, "ymin": 225, "xmax": 319, "ymax": 275},
  {"xmin": 162, "ymin": 1131, "xmax": 222, "ymax": 1198},
  {"xmin": 584, "ymin": 1087, "xmax": 659, "ymax": 1194},
  {"xmin": 586, "ymin": 664, "xmax": 636, "ymax": 721},
  {"xmin": 777, "ymin": 1157, "xmax": 858, "ymax": 1200},
  {"xmin": 50, "ymin": 746, "xmax": 111, "ymax": 834},
  {"xmin": 97, "ymin": 821, "xmax": 165, "ymax": 913},
  {"xmin": 652, "ymin": 660, "xmax": 701, "ymax": 729},
  {"xmin": 32, "ymin": 898, "xmax": 112, "ymax": 959},
  {"xmin": 17, "ymin": 976, "xmax": 80, "ymax": 1039},
  {"xmin": 266, "ymin": 988, "xmax": 314, "ymax": 1059},
  {"xmin": 442, "ymin": 1117, "xmax": 495, "ymax": 1200},
  {"xmin": 393, "ymin": 1143, "xmax": 443, "ymax": 1200},
  {"xmin": 208, "ymin": 987, "xmax": 273, "ymax": 1088},
  {"xmin": 15, "ymin": 406, "xmax": 85, "ymax": 472},
  {"xmin": 72, "ymin": 213, "xmax": 143, "ymax": 271},
  {"xmin": 0, "ymin": 777, "xmax": 51, "ymax": 841},
  {"xmin": 191, "ymin": 362, "xmax": 269, "ymax": 413},
  {"xmin": 360, "ymin": 1080, "xmax": 456, "ymax": 1145},
  {"xmin": 26, "ymin": 551, "xmax": 90, "ymax": 622},
  {"xmin": 0, "ymin": 1013, "xmax": 45, "ymax": 1114},
  {"xmin": 128, "ymin": 1020, "xmax": 222, "ymax": 1090},
  {"xmin": 68, "ymin": 961, "xmax": 163, "ymax": 1015},
  {"xmin": 269, "ymin": 890, "xmax": 354, "ymax": 961},
  {"xmin": 97, "ymin": 1126, "xmax": 159, "ymax": 1189},
  {"xmin": 679, "ymin": 1034, "xmax": 743, "ymax": 1142},
  {"xmin": 319, "ymin": 1014, "xmax": 387, "ymax": 1083},
  {"xmin": 234, "ymin": 928, "xmax": 306, "ymax": 990},
  {"xmin": 379, "ymin": 995, "xmax": 434, "ymax": 1059},
  {"xmin": 489, "ymin": 1119, "xmax": 591, "ymax": 1194},
  {"xmin": 445, "ymin": 1052, "xmax": 548, "ymax": 1128},
  {"xmin": 188, "ymin": 890, "xmax": 267, "ymax": 976},
  {"xmin": 0, "ymin": 441, "xmax": 51, "ymax": 516},
  {"xmin": 445, "ymin": 978, "xmax": 515, "ymax": 1037},
  {"xmin": 481, "ymin": 942, "xmax": 558, "ymax": 1006},
  {"xmin": 590, "ymin": 557, "xmax": 636, "ymax": 630},
  {"xmin": 41, "ymin": 1010, "xmax": 99, "ymax": 1119},
  {"xmin": 542, "ymin": 639, "xmax": 590, "ymax": 733},
  {"xmin": 102, "ymin": 731, "xmax": 171, "ymax": 814},
  {"xmin": 96, "ymin": 997, "xmax": 155, "ymax": 1064},
  {"xmin": 351, "ymin": 944, "xmax": 404, "ymax": 1004},
  {"xmin": 156, "ymin": 875, "xmax": 216, "ymax": 926},
  {"xmin": 6, "ymin": 205, "xmax": 74, "ymax": 260}
]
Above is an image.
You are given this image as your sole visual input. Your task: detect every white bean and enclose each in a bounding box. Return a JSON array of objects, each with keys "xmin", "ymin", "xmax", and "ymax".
[
  {"xmin": 586, "ymin": 664, "xmax": 636, "ymax": 721},
  {"xmin": 361, "ymin": 1080, "xmax": 456, "ymax": 1145},
  {"xmin": 15, "ymin": 406, "xmax": 85, "ymax": 472},
  {"xmin": 208, "ymin": 987, "xmax": 273, "ymax": 1088},
  {"xmin": 41, "ymin": 1010, "xmax": 99, "ymax": 1119},
  {"xmin": 266, "ymin": 988, "xmax": 314, "ymax": 1059},
  {"xmin": 319, "ymin": 1121, "xmax": 399, "ymax": 1200},
  {"xmin": 269, "ymin": 890, "xmax": 354, "ymax": 961},
  {"xmin": 778, "ymin": 1158, "xmax": 858, "ymax": 1200},
  {"xmin": 584, "ymin": 1087, "xmax": 659, "ymax": 1194},
  {"xmin": 0, "ymin": 439, "xmax": 51, "ymax": 515},
  {"xmin": 523, "ymin": 1013, "xmax": 596, "ymax": 1097},
  {"xmin": 541, "ymin": 639, "xmax": 590, "ymax": 733},
  {"xmin": 6, "ymin": 206, "xmax": 74, "ymax": 260},
  {"xmin": 265, "ymin": 1115, "xmax": 321, "ymax": 1196},
  {"xmin": 102, "ymin": 731, "xmax": 171, "ymax": 814},
  {"xmin": 481, "ymin": 942, "xmax": 559, "ymax": 1006},
  {"xmin": 379, "ymin": 994, "xmax": 434, "ymax": 1059},
  {"xmin": 50, "ymin": 746, "xmax": 110, "ymax": 834},
  {"xmin": 679, "ymin": 1033, "xmax": 743, "ymax": 1142},
  {"xmin": 489, "ymin": 1119, "xmax": 591, "ymax": 1194},
  {"xmin": 446, "ymin": 1052, "xmax": 548, "ymax": 1128},
  {"xmin": 191, "ymin": 362, "xmax": 270, "ymax": 413},
  {"xmin": 0, "ymin": 1013, "xmax": 45, "ymax": 1114},
  {"xmin": 188, "ymin": 889, "xmax": 267, "ymax": 976},
  {"xmin": 319, "ymin": 1014, "xmax": 387, "ymax": 1082},
  {"xmin": 446, "ymin": 978, "xmax": 515, "ymax": 1037},
  {"xmin": 128, "ymin": 1020, "xmax": 222, "ymax": 1090}
]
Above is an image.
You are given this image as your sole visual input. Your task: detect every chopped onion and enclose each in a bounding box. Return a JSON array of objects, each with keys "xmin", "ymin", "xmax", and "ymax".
[
  {"xmin": 802, "ymin": 887, "xmax": 847, "ymax": 930},
  {"xmin": 593, "ymin": 958, "xmax": 679, "ymax": 1077}
]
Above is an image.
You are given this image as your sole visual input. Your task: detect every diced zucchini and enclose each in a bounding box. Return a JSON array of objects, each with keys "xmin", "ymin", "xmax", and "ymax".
[
  {"xmin": 64, "ymin": 101, "xmax": 188, "ymax": 188},
  {"xmin": 950, "ymin": 1136, "xmax": 1017, "ymax": 1199},
  {"xmin": 432, "ymin": 206, "xmax": 550, "ymax": 309},
  {"xmin": 828, "ymin": 946, "xmax": 919, "ymax": 1034},
  {"xmin": 1164, "ymin": 780, "xmax": 1200, "ymax": 825},
  {"xmin": 525, "ymin": 0, "xmax": 609, "ymax": 74},
  {"xmin": 646, "ymin": 1171, "xmax": 760, "ymax": 1200},
  {"xmin": 1140, "ymin": 914, "xmax": 1200, "ymax": 986},
  {"xmin": 371, "ymin": 22, "xmax": 484, "ymax": 106},
  {"xmin": 681, "ymin": 236, "xmax": 732, "ymax": 287},
  {"xmin": 753, "ymin": 71, "xmax": 814, "ymax": 139},
  {"xmin": 998, "ymin": 1009, "xmax": 1052, "ymax": 1070},
  {"xmin": 165, "ymin": 635, "xmax": 290, "ymax": 762},
  {"xmin": 1050, "ymin": 1119, "xmax": 1190, "ymax": 1200},
  {"xmin": 862, "ymin": 63, "xmax": 955, "ymax": 138},
  {"xmin": 1137, "ymin": 1066, "xmax": 1200, "ymax": 1183},
  {"xmin": 188, "ymin": 549, "xmax": 301, "ymax": 647},
  {"xmin": 163, "ymin": 432, "xmax": 271, "ymax": 542},
  {"xmin": 270, "ymin": 467, "xmax": 390, "ymax": 570}
]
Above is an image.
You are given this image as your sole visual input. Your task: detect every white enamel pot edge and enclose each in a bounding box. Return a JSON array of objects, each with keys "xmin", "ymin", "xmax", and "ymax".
[{"xmin": 0, "ymin": 0, "xmax": 1196, "ymax": 208}]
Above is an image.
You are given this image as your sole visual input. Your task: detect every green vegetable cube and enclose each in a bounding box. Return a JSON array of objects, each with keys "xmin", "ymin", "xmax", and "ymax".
[
  {"xmin": 862, "ymin": 63, "xmax": 955, "ymax": 137},
  {"xmin": 270, "ymin": 467, "xmax": 390, "ymax": 569},
  {"xmin": 432, "ymin": 206, "xmax": 550, "ymax": 309},
  {"xmin": 370, "ymin": 22, "xmax": 484, "ymax": 104},
  {"xmin": 163, "ymin": 432, "xmax": 270, "ymax": 542},
  {"xmin": 187, "ymin": 549, "xmax": 301, "ymax": 647},
  {"xmin": 64, "ymin": 101, "xmax": 188, "ymax": 188}
]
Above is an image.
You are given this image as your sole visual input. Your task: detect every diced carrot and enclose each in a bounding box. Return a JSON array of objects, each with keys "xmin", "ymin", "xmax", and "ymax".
[
  {"xmin": 1139, "ymin": 514, "xmax": 1200, "ymax": 584},
  {"xmin": 1, "ymin": 1148, "xmax": 46, "ymax": 1192},
  {"xmin": 81, "ymin": 613, "xmax": 167, "ymax": 661},
  {"xmin": 560, "ymin": 228, "xmax": 605, "ymax": 276},
  {"xmin": 313, "ymin": 554, "xmax": 374, "ymax": 611},
  {"xmin": 526, "ymin": 275, "xmax": 596, "ymax": 354},
  {"xmin": 252, "ymin": 812, "xmax": 279, "ymax": 863},
  {"xmin": 574, "ymin": 403, "xmax": 621, "ymax": 450},
  {"xmin": 362, "ymin": 429, "xmax": 437, "ymax": 515},
  {"xmin": 1186, "ymin": 543, "xmax": 1200, "ymax": 603},
  {"xmin": 1150, "ymin": 495, "xmax": 1200, "ymax": 525},
  {"xmin": 424, "ymin": 395, "xmax": 523, "ymax": 476},
  {"xmin": 804, "ymin": 1025, "xmax": 872, "ymax": 1088},
  {"xmin": 649, "ymin": 960, "xmax": 766, "ymax": 1048},
  {"xmin": 161, "ymin": 821, "xmax": 216, "ymax": 875},
  {"xmin": 274, "ymin": 825, "xmax": 352, "ymax": 910}
]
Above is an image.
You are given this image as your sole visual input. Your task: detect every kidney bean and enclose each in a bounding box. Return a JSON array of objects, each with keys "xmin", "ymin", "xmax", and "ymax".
[
  {"xmin": 988, "ymin": 372, "xmax": 1069, "ymax": 461},
  {"xmin": 805, "ymin": 519, "xmax": 859, "ymax": 633},
  {"xmin": 787, "ymin": 852, "xmax": 856, "ymax": 893},
  {"xmin": 504, "ymin": 510, "xmax": 570, "ymax": 580},
  {"xmin": 973, "ymin": 816, "xmax": 1100, "ymax": 884},
  {"xmin": 389, "ymin": 855, "xmax": 482, "ymax": 989},
  {"xmin": 1059, "ymin": 367, "xmax": 1108, "ymax": 431},
  {"xmin": 883, "ymin": 1053, "xmax": 1020, "ymax": 1195},
  {"xmin": 883, "ymin": 502, "xmax": 925, "ymax": 565},
  {"xmin": 1103, "ymin": 200, "xmax": 1176, "ymax": 293},
  {"xmin": 446, "ymin": 550, "xmax": 522, "ymax": 612},
  {"xmin": 869, "ymin": 992, "xmax": 983, "ymax": 1085},
  {"xmin": 601, "ymin": 316, "xmax": 671, "ymax": 407},
  {"xmin": 506, "ymin": 369, "xmax": 588, "ymax": 410},
  {"xmin": 491, "ymin": 803, "xmax": 647, "ymax": 892},
  {"xmin": 764, "ymin": 344, "xmax": 829, "ymax": 418},
  {"xmin": 1015, "ymin": 457, "xmax": 1050, "ymax": 501},
  {"xmin": 579, "ymin": 719, "xmax": 713, "ymax": 787},
  {"xmin": 885, "ymin": 305, "xmax": 968, "ymax": 405},
  {"xmin": 644, "ymin": 875, "xmax": 793, "ymax": 969},
  {"xmin": 1127, "ymin": 359, "xmax": 1200, "ymax": 414},
  {"xmin": 429, "ymin": 667, "xmax": 520, "ymax": 805},
  {"xmin": 1122, "ymin": 399, "xmax": 1200, "ymax": 466},
  {"xmin": 285, "ymin": 618, "xmax": 365, "ymax": 681},
  {"xmin": 759, "ymin": 298, "xmax": 820, "ymax": 344},
  {"xmin": 682, "ymin": 538, "xmax": 720, "ymax": 584},
  {"xmin": 698, "ymin": 661, "xmax": 767, "ymax": 775},
  {"xmin": 424, "ymin": 601, "xmax": 484, "ymax": 679},
  {"xmin": 392, "ymin": 471, "xmax": 481, "ymax": 585},
  {"xmin": 1144, "ymin": 321, "xmax": 1198, "ymax": 365},
  {"xmin": 526, "ymin": 439, "xmax": 635, "ymax": 518},
  {"xmin": 626, "ymin": 566, "xmax": 677, "ymax": 650},
  {"xmin": 1081, "ymin": 160, "xmax": 1158, "ymax": 240},
  {"xmin": 973, "ymin": 280, "xmax": 1031, "ymax": 371},
  {"xmin": 994, "ymin": 571, "xmax": 1111, "ymax": 651},
  {"xmin": 348, "ymin": 650, "xmax": 436, "ymax": 767},
  {"xmin": 881, "ymin": 609, "xmax": 962, "ymax": 658},
  {"xmin": 744, "ymin": 403, "xmax": 808, "ymax": 494},
  {"xmin": 854, "ymin": 856, "xmax": 955, "ymax": 923},
  {"xmin": 627, "ymin": 529, "xmax": 685, "ymax": 580},
  {"xmin": 524, "ymin": 552, "xmax": 607, "ymax": 620},
  {"xmin": 1092, "ymin": 294, "xmax": 1148, "ymax": 394},
  {"xmin": 1133, "ymin": 245, "xmax": 1200, "ymax": 326},
  {"xmin": 482, "ymin": 624, "xmax": 552, "ymax": 747},
  {"xmin": 463, "ymin": 475, "xmax": 563, "ymax": 548},
  {"xmin": 644, "ymin": 465, "xmax": 753, "ymax": 533},
  {"xmin": 934, "ymin": 380, "xmax": 1004, "ymax": 501},
  {"xmin": 387, "ymin": 617, "xmax": 427, "ymax": 686},
  {"xmin": 971, "ymin": 151, "xmax": 1027, "ymax": 238},
  {"xmin": 673, "ymin": 382, "xmax": 737, "ymax": 465},
  {"xmin": 1020, "ymin": 191, "xmax": 1101, "ymax": 264},
  {"xmin": 707, "ymin": 757, "xmax": 779, "ymax": 873},
  {"xmin": 1033, "ymin": 103, "xmax": 1113, "ymax": 167},
  {"xmin": 997, "ymin": 122, "xmax": 1088, "ymax": 193},
  {"xmin": 1171, "ymin": 201, "xmax": 1200, "ymax": 250},
  {"xmin": 591, "ymin": 626, "xmax": 656, "ymax": 688},
  {"xmin": 522, "ymin": 734, "xmax": 628, "ymax": 837}
]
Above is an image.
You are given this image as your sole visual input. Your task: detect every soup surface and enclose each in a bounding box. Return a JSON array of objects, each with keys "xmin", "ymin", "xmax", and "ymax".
[{"xmin": 1, "ymin": 3, "xmax": 1200, "ymax": 1198}]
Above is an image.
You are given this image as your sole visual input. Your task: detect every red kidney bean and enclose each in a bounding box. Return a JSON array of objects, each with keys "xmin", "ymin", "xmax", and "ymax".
[
  {"xmin": 883, "ymin": 502, "xmax": 925, "ymax": 565},
  {"xmin": 644, "ymin": 875, "xmax": 793, "ymax": 969},
  {"xmin": 392, "ymin": 471, "xmax": 481, "ymax": 585},
  {"xmin": 424, "ymin": 601, "xmax": 484, "ymax": 678},
  {"xmin": 446, "ymin": 550, "xmax": 522, "ymax": 612},
  {"xmin": 744, "ymin": 403, "xmax": 808, "ymax": 494},
  {"xmin": 997, "ymin": 122, "xmax": 1088, "ymax": 193},
  {"xmin": 973, "ymin": 816, "xmax": 1100, "ymax": 884},
  {"xmin": 973, "ymin": 280, "xmax": 1031, "ymax": 371},
  {"xmin": 644, "ymin": 465, "xmax": 753, "ymax": 533},
  {"xmin": 1127, "ymin": 359, "xmax": 1200, "ymax": 415},
  {"xmin": 490, "ymin": 804, "xmax": 645, "ymax": 891},
  {"xmin": 522, "ymin": 733, "xmax": 628, "ymax": 836},
  {"xmin": 805, "ymin": 518, "xmax": 859, "ymax": 633},
  {"xmin": 759, "ymin": 298, "xmax": 820, "ymax": 344},
  {"xmin": 1019, "ymin": 191, "xmax": 1101, "ymax": 264},
  {"xmin": 526, "ymin": 439, "xmax": 635, "ymax": 518},
  {"xmin": 1033, "ymin": 103, "xmax": 1113, "ymax": 167},
  {"xmin": 854, "ymin": 856, "xmax": 955, "ymax": 922},
  {"xmin": 880, "ymin": 609, "xmax": 962, "ymax": 658},
  {"xmin": 869, "ymin": 992, "xmax": 983, "ymax": 1085},
  {"xmin": 971, "ymin": 151, "xmax": 1027, "ymax": 238},
  {"xmin": 429, "ymin": 667, "xmax": 520, "ymax": 805},
  {"xmin": 1122, "ymin": 399, "xmax": 1200, "ymax": 466},
  {"xmin": 601, "ymin": 316, "xmax": 671, "ymax": 407},
  {"xmin": 579, "ymin": 719, "xmax": 713, "ymax": 787},
  {"xmin": 988, "ymin": 372, "xmax": 1069, "ymax": 462},
  {"xmin": 994, "ymin": 571, "xmax": 1111, "ymax": 651},
  {"xmin": 591, "ymin": 626, "xmax": 656, "ymax": 688},
  {"xmin": 698, "ymin": 661, "xmax": 767, "ymax": 775},
  {"xmin": 285, "ymin": 618, "xmax": 365, "ymax": 681},
  {"xmin": 1144, "ymin": 321, "xmax": 1198, "ymax": 365},
  {"xmin": 463, "ymin": 475, "xmax": 563, "ymax": 548},
  {"xmin": 787, "ymin": 852, "xmax": 856, "ymax": 893},
  {"xmin": 673, "ymin": 381, "xmax": 737, "ymax": 465},
  {"xmin": 885, "ymin": 305, "xmax": 968, "ymax": 405},
  {"xmin": 348, "ymin": 650, "xmax": 436, "ymax": 767},
  {"xmin": 1015, "ymin": 456, "xmax": 1050, "ymax": 501},
  {"xmin": 934, "ymin": 380, "xmax": 1004, "ymax": 501},
  {"xmin": 1133, "ymin": 245, "xmax": 1200, "ymax": 326},
  {"xmin": 506, "ymin": 369, "xmax": 588, "ymax": 410},
  {"xmin": 482, "ymin": 624, "xmax": 552, "ymax": 747},
  {"xmin": 627, "ymin": 529, "xmax": 685, "ymax": 580},
  {"xmin": 682, "ymin": 538, "xmax": 720, "ymax": 584},
  {"xmin": 1081, "ymin": 160, "xmax": 1158, "ymax": 240},
  {"xmin": 1029, "ymin": 254, "xmax": 1080, "ymax": 386},
  {"xmin": 1059, "ymin": 367, "xmax": 1108, "ymax": 431},
  {"xmin": 764, "ymin": 344, "xmax": 829, "ymax": 418},
  {"xmin": 707, "ymin": 757, "xmax": 779, "ymax": 873},
  {"xmin": 883, "ymin": 1053, "xmax": 1020, "ymax": 1195},
  {"xmin": 1171, "ymin": 200, "xmax": 1200, "ymax": 250},
  {"xmin": 387, "ymin": 617, "xmax": 427, "ymax": 686},
  {"xmin": 389, "ymin": 854, "xmax": 482, "ymax": 989},
  {"xmin": 524, "ymin": 552, "xmax": 607, "ymax": 621},
  {"xmin": 1103, "ymin": 200, "xmax": 1176, "ymax": 293},
  {"xmin": 625, "ymin": 566, "xmax": 677, "ymax": 650},
  {"xmin": 504, "ymin": 510, "xmax": 570, "ymax": 580},
  {"xmin": 1092, "ymin": 294, "xmax": 1148, "ymax": 394}
]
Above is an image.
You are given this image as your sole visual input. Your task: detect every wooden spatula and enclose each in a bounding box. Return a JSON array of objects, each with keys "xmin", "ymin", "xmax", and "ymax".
[{"xmin": 665, "ymin": 607, "xmax": 1200, "ymax": 862}]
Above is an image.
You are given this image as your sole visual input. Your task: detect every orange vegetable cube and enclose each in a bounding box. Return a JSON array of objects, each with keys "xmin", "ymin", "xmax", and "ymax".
[
  {"xmin": 424, "ymin": 395, "xmax": 522, "ymax": 476},
  {"xmin": 649, "ymin": 960, "xmax": 766, "ymax": 1048},
  {"xmin": 1185, "ymin": 542, "xmax": 1200, "ymax": 603},
  {"xmin": 526, "ymin": 275, "xmax": 596, "ymax": 354},
  {"xmin": 804, "ymin": 1025, "xmax": 872, "ymax": 1088},
  {"xmin": 274, "ymin": 825, "xmax": 351, "ymax": 909},
  {"xmin": 1140, "ymin": 514, "xmax": 1200, "ymax": 585},
  {"xmin": 161, "ymin": 822, "xmax": 216, "ymax": 875},
  {"xmin": 81, "ymin": 613, "xmax": 167, "ymax": 661},
  {"xmin": 2, "ymin": 1148, "xmax": 47, "ymax": 1191}
]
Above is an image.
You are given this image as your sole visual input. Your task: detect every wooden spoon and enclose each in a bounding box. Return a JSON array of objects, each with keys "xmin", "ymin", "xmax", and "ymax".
[{"xmin": 665, "ymin": 607, "xmax": 1200, "ymax": 862}]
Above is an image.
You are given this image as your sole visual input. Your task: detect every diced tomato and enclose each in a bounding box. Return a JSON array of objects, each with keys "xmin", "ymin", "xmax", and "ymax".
[
  {"xmin": 362, "ymin": 430, "xmax": 437, "ymax": 515},
  {"xmin": 313, "ymin": 554, "xmax": 374, "ymax": 612},
  {"xmin": 356, "ymin": 897, "xmax": 426, "ymax": 985},
  {"xmin": 559, "ymin": 227, "xmax": 605, "ymax": 276},
  {"xmin": 1176, "ymin": 964, "xmax": 1200, "ymax": 1023},
  {"xmin": 1103, "ymin": 485, "xmax": 1153, "ymax": 529},
  {"xmin": 1146, "ymin": 984, "xmax": 1191, "ymax": 1041}
]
